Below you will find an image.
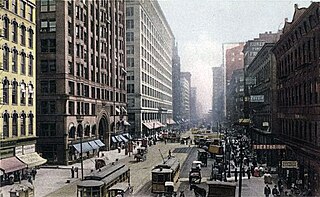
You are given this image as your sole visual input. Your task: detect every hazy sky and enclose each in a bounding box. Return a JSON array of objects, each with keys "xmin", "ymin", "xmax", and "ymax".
[{"xmin": 158, "ymin": 0, "xmax": 312, "ymax": 114}]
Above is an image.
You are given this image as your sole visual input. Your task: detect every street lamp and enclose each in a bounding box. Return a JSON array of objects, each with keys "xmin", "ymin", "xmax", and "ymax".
[{"xmin": 76, "ymin": 115, "xmax": 84, "ymax": 180}]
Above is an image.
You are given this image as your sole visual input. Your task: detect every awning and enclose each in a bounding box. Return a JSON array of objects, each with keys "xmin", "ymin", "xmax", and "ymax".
[
  {"xmin": 16, "ymin": 153, "xmax": 47, "ymax": 168},
  {"xmin": 115, "ymin": 135, "xmax": 123, "ymax": 142},
  {"xmin": 123, "ymin": 120, "xmax": 130, "ymax": 126},
  {"xmin": 89, "ymin": 141, "xmax": 100, "ymax": 150},
  {"xmin": 142, "ymin": 122, "xmax": 153, "ymax": 129},
  {"xmin": 73, "ymin": 142, "xmax": 93, "ymax": 153},
  {"xmin": 166, "ymin": 118, "xmax": 176, "ymax": 125},
  {"xmin": 123, "ymin": 133, "xmax": 132, "ymax": 140},
  {"xmin": 155, "ymin": 121, "xmax": 165, "ymax": 128},
  {"xmin": 0, "ymin": 157, "xmax": 27, "ymax": 173},
  {"xmin": 111, "ymin": 136, "xmax": 117, "ymax": 143},
  {"xmin": 119, "ymin": 135, "xmax": 128, "ymax": 143},
  {"xmin": 94, "ymin": 139, "xmax": 105, "ymax": 147}
]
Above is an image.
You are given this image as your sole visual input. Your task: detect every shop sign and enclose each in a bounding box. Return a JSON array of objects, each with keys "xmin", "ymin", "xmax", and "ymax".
[
  {"xmin": 253, "ymin": 144, "xmax": 286, "ymax": 150},
  {"xmin": 250, "ymin": 95, "xmax": 264, "ymax": 102},
  {"xmin": 15, "ymin": 146, "xmax": 23, "ymax": 156},
  {"xmin": 282, "ymin": 161, "xmax": 298, "ymax": 169},
  {"xmin": 23, "ymin": 144, "xmax": 35, "ymax": 154}
]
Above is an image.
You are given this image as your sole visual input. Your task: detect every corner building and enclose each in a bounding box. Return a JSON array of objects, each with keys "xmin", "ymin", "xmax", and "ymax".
[
  {"xmin": 0, "ymin": 0, "xmax": 46, "ymax": 182},
  {"xmin": 272, "ymin": 3, "xmax": 320, "ymax": 194},
  {"xmin": 126, "ymin": 0, "xmax": 174, "ymax": 137},
  {"xmin": 36, "ymin": 0, "xmax": 127, "ymax": 165}
]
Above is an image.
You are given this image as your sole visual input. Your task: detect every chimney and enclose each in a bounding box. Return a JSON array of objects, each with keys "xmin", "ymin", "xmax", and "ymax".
[
  {"xmin": 294, "ymin": 4, "xmax": 298, "ymax": 9},
  {"xmin": 269, "ymin": 31, "xmax": 272, "ymax": 34},
  {"xmin": 285, "ymin": 18, "xmax": 288, "ymax": 23}
]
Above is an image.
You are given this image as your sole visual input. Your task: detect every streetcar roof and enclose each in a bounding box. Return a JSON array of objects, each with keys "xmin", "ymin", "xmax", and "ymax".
[
  {"xmin": 77, "ymin": 180, "xmax": 104, "ymax": 187},
  {"xmin": 152, "ymin": 168, "xmax": 172, "ymax": 173},
  {"xmin": 108, "ymin": 182, "xmax": 129, "ymax": 191}
]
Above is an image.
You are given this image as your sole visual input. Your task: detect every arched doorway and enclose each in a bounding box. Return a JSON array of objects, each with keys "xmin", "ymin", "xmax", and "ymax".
[{"xmin": 98, "ymin": 115, "xmax": 109, "ymax": 150}]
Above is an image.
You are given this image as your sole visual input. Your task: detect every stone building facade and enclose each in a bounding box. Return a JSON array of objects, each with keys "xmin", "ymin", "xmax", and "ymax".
[
  {"xmin": 272, "ymin": 3, "xmax": 320, "ymax": 194},
  {"xmin": 36, "ymin": 0, "xmax": 127, "ymax": 164}
]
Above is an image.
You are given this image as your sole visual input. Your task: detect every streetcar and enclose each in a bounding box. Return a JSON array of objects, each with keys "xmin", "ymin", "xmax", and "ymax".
[
  {"xmin": 151, "ymin": 157, "xmax": 180, "ymax": 193},
  {"xmin": 77, "ymin": 162, "xmax": 130, "ymax": 197}
]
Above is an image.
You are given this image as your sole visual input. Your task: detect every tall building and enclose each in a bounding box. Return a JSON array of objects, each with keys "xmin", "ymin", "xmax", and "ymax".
[
  {"xmin": 272, "ymin": 3, "xmax": 320, "ymax": 194},
  {"xmin": 224, "ymin": 43, "xmax": 244, "ymax": 85},
  {"xmin": 36, "ymin": 0, "xmax": 127, "ymax": 164},
  {"xmin": 180, "ymin": 72, "xmax": 191, "ymax": 125},
  {"xmin": 212, "ymin": 66, "xmax": 224, "ymax": 124},
  {"xmin": 246, "ymin": 43, "xmax": 278, "ymax": 166},
  {"xmin": 172, "ymin": 42, "xmax": 181, "ymax": 123},
  {"xmin": 126, "ymin": 0, "xmax": 174, "ymax": 138},
  {"xmin": 0, "ymin": 0, "xmax": 46, "ymax": 180},
  {"xmin": 190, "ymin": 87, "xmax": 198, "ymax": 126},
  {"xmin": 243, "ymin": 32, "xmax": 281, "ymax": 69},
  {"xmin": 226, "ymin": 69, "xmax": 244, "ymax": 125}
]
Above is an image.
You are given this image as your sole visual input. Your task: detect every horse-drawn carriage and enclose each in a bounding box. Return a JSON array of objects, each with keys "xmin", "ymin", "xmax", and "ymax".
[{"xmin": 134, "ymin": 147, "xmax": 147, "ymax": 162}]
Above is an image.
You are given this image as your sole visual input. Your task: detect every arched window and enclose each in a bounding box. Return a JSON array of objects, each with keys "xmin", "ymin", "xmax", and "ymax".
[
  {"xmin": 12, "ymin": 79, "xmax": 18, "ymax": 105},
  {"xmin": 3, "ymin": 17, "xmax": 9, "ymax": 39},
  {"xmin": 84, "ymin": 124, "xmax": 90, "ymax": 136},
  {"xmin": 3, "ymin": 46, "xmax": 9, "ymax": 71},
  {"xmin": 28, "ymin": 83, "xmax": 34, "ymax": 106},
  {"xmin": 21, "ymin": 25, "xmax": 26, "ymax": 45},
  {"xmin": 28, "ymin": 111, "xmax": 34, "ymax": 135},
  {"xmin": 3, "ymin": 110, "xmax": 9, "ymax": 138},
  {"xmin": 12, "ymin": 111, "xmax": 18, "ymax": 136},
  {"xmin": 20, "ymin": 80, "xmax": 26, "ymax": 105},
  {"xmin": 12, "ymin": 48, "xmax": 18, "ymax": 72},
  {"xmin": 12, "ymin": 21, "xmax": 18, "ymax": 42},
  {"xmin": 21, "ymin": 52, "xmax": 26, "ymax": 75},
  {"xmin": 92, "ymin": 124, "xmax": 96, "ymax": 136},
  {"xmin": 28, "ymin": 53, "xmax": 33, "ymax": 76},
  {"xmin": 28, "ymin": 28, "xmax": 33, "ymax": 48},
  {"xmin": 20, "ymin": 111, "xmax": 26, "ymax": 136},
  {"xmin": 68, "ymin": 124, "xmax": 75, "ymax": 138},
  {"xmin": 2, "ymin": 77, "xmax": 9, "ymax": 105}
]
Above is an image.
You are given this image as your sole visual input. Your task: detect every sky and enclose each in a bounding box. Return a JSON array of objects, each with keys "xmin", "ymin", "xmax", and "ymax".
[{"xmin": 157, "ymin": 0, "xmax": 312, "ymax": 115}]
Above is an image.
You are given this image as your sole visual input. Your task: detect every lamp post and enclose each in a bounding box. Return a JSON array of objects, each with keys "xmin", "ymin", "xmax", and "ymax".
[
  {"xmin": 238, "ymin": 134, "xmax": 248, "ymax": 197},
  {"xmin": 76, "ymin": 115, "xmax": 84, "ymax": 180}
]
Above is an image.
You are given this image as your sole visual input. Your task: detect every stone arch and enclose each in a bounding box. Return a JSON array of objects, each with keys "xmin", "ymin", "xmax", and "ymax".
[
  {"xmin": 96, "ymin": 110, "xmax": 110, "ymax": 150},
  {"xmin": 68, "ymin": 123, "xmax": 75, "ymax": 138}
]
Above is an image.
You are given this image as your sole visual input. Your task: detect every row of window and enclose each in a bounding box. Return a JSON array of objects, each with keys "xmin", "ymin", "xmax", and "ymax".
[
  {"xmin": 280, "ymin": 119, "xmax": 318, "ymax": 146},
  {"xmin": 278, "ymin": 80, "xmax": 318, "ymax": 106},
  {"xmin": 3, "ymin": 0, "xmax": 34, "ymax": 22},
  {"xmin": 2, "ymin": 46, "xmax": 34, "ymax": 76},
  {"xmin": 2, "ymin": 77, "xmax": 34, "ymax": 106},
  {"xmin": 2, "ymin": 110, "xmax": 34, "ymax": 138},
  {"xmin": 2, "ymin": 17, "xmax": 34, "ymax": 48}
]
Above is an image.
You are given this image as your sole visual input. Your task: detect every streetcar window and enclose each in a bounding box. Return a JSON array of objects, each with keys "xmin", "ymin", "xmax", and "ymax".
[{"xmin": 158, "ymin": 174, "xmax": 164, "ymax": 182}]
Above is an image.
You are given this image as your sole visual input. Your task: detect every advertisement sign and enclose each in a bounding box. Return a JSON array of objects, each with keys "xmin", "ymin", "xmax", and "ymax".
[
  {"xmin": 253, "ymin": 144, "xmax": 286, "ymax": 150},
  {"xmin": 282, "ymin": 161, "xmax": 298, "ymax": 169},
  {"xmin": 23, "ymin": 144, "xmax": 35, "ymax": 154},
  {"xmin": 15, "ymin": 146, "xmax": 23, "ymax": 156},
  {"xmin": 263, "ymin": 122, "xmax": 269, "ymax": 127},
  {"xmin": 250, "ymin": 95, "xmax": 264, "ymax": 102}
]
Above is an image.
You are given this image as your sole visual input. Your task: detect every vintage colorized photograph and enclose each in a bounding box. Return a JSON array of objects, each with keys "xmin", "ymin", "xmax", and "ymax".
[{"xmin": 0, "ymin": 0, "xmax": 319, "ymax": 196}]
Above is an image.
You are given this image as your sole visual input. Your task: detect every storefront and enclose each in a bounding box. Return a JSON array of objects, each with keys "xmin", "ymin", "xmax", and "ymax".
[
  {"xmin": 69, "ymin": 140, "xmax": 105, "ymax": 163},
  {"xmin": 0, "ymin": 157, "xmax": 27, "ymax": 184}
]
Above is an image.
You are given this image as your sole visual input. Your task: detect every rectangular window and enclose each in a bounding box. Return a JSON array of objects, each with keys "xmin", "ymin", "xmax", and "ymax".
[
  {"xmin": 40, "ymin": 0, "xmax": 56, "ymax": 12},
  {"xmin": 41, "ymin": 39, "xmax": 56, "ymax": 52},
  {"xmin": 28, "ymin": 6, "xmax": 33, "ymax": 21},
  {"xmin": 40, "ymin": 19, "xmax": 56, "ymax": 32},
  {"xmin": 28, "ymin": 56, "xmax": 33, "ymax": 76},
  {"xmin": 21, "ymin": 54, "xmax": 26, "ymax": 74},
  {"xmin": 126, "ymin": 20, "xmax": 134, "ymax": 29},
  {"xmin": 126, "ymin": 45, "xmax": 134, "ymax": 55},
  {"xmin": 68, "ymin": 81, "xmax": 74, "ymax": 95},
  {"xmin": 40, "ymin": 60, "xmax": 56, "ymax": 73},
  {"xmin": 12, "ymin": 0, "xmax": 18, "ymax": 13},
  {"xmin": 28, "ymin": 29, "xmax": 33, "ymax": 48},
  {"xmin": 20, "ymin": 0, "xmax": 26, "ymax": 17},
  {"xmin": 12, "ymin": 23, "xmax": 18, "ymax": 42},
  {"xmin": 126, "ymin": 7, "xmax": 133, "ymax": 16},
  {"xmin": 12, "ymin": 51, "xmax": 18, "ymax": 72},
  {"xmin": 126, "ymin": 32, "xmax": 134, "ymax": 42},
  {"xmin": 68, "ymin": 101, "xmax": 74, "ymax": 115},
  {"xmin": 21, "ymin": 26, "xmax": 26, "ymax": 45}
]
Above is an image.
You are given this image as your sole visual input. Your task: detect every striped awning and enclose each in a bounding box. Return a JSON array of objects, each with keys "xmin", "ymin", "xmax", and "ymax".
[{"xmin": 16, "ymin": 153, "xmax": 47, "ymax": 168}]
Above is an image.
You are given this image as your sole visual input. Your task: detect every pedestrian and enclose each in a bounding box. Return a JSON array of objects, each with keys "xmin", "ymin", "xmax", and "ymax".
[
  {"xmin": 28, "ymin": 174, "xmax": 33, "ymax": 184},
  {"xmin": 71, "ymin": 166, "xmax": 75, "ymax": 178},
  {"xmin": 75, "ymin": 167, "xmax": 79, "ymax": 178},
  {"xmin": 272, "ymin": 185, "xmax": 279, "ymax": 196},
  {"xmin": 264, "ymin": 185, "xmax": 271, "ymax": 197},
  {"xmin": 246, "ymin": 168, "xmax": 251, "ymax": 179},
  {"xmin": 179, "ymin": 191, "xmax": 185, "ymax": 197},
  {"xmin": 235, "ymin": 168, "xmax": 238, "ymax": 182},
  {"xmin": 168, "ymin": 150, "xmax": 172, "ymax": 158},
  {"xmin": 31, "ymin": 169, "xmax": 36, "ymax": 180}
]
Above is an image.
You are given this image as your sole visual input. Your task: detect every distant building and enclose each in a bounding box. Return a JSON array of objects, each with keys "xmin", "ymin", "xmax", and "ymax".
[
  {"xmin": 225, "ymin": 43, "xmax": 244, "ymax": 85},
  {"xmin": 180, "ymin": 72, "xmax": 191, "ymax": 126},
  {"xmin": 0, "ymin": 0, "xmax": 47, "ymax": 177},
  {"xmin": 212, "ymin": 66, "xmax": 224, "ymax": 124},
  {"xmin": 190, "ymin": 87, "xmax": 198, "ymax": 125},
  {"xmin": 126, "ymin": 0, "xmax": 174, "ymax": 137},
  {"xmin": 172, "ymin": 42, "xmax": 182, "ymax": 124},
  {"xmin": 272, "ymin": 3, "xmax": 320, "ymax": 194},
  {"xmin": 226, "ymin": 69, "xmax": 244, "ymax": 125}
]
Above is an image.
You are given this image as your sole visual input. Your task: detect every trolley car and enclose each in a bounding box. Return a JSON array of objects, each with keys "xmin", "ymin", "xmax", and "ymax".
[
  {"xmin": 151, "ymin": 157, "xmax": 180, "ymax": 193},
  {"xmin": 77, "ymin": 162, "xmax": 130, "ymax": 197}
]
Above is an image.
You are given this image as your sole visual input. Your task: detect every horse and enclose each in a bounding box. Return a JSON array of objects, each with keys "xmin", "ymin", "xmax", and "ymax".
[{"xmin": 190, "ymin": 184, "xmax": 206, "ymax": 197}]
